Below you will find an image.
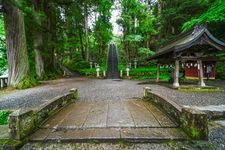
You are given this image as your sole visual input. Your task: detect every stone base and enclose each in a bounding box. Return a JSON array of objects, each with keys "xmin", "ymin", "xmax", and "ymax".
[{"xmin": 173, "ymin": 82, "xmax": 180, "ymax": 88}]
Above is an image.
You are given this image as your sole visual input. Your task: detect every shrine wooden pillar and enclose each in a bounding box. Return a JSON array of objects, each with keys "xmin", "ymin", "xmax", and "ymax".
[
  {"xmin": 173, "ymin": 59, "xmax": 180, "ymax": 88},
  {"xmin": 156, "ymin": 63, "xmax": 160, "ymax": 82},
  {"xmin": 197, "ymin": 60, "xmax": 206, "ymax": 87}
]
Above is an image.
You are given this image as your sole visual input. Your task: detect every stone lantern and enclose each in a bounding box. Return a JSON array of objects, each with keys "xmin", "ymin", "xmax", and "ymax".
[{"xmin": 96, "ymin": 65, "xmax": 100, "ymax": 77}]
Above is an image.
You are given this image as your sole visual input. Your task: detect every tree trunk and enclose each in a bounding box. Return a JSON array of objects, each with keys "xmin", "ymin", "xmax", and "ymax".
[
  {"xmin": 33, "ymin": 0, "xmax": 44, "ymax": 78},
  {"xmin": 157, "ymin": 0, "xmax": 162, "ymax": 39},
  {"xmin": 146, "ymin": 33, "xmax": 150, "ymax": 49},
  {"xmin": 43, "ymin": 0, "xmax": 56, "ymax": 71},
  {"xmin": 3, "ymin": 0, "xmax": 29, "ymax": 87},
  {"xmin": 78, "ymin": 29, "xmax": 85, "ymax": 60},
  {"xmin": 84, "ymin": 0, "xmax": 89, "ymax": 61}
]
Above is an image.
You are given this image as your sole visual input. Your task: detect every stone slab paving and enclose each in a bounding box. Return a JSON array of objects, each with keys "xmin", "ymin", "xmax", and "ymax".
[
  {"xmin": 30, "ymin": 99, "xmax": 184, "ymax": 142},
  {"xmin": 30, "ymin": 127, "xmax": 186, "ymax": 143},
  {"xmin": 42, "ymin": 100, "xmax": 177, "ymax": 129}
]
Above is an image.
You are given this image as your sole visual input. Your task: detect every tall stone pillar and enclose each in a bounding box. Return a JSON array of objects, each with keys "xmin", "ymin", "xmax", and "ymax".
[
  {"xmin": 173, "ymin": 60, "xmax": 180, "ymax": 88},
  {"xmin": 197, "ymin": 60, "xmax": 206, "ymax": 87},
  {"xmin": 156, "ymin": 64, "xmax": 160, "ymax": 82}
]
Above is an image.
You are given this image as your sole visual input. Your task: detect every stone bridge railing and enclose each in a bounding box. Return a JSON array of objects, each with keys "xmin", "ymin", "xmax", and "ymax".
[
  {"xmin": 9, "ymin": 88, "xmax": 78, "ymax": 140},
  {"xmin": 144, "ymin": 87, "xmax": 208, "ymax": 140}
]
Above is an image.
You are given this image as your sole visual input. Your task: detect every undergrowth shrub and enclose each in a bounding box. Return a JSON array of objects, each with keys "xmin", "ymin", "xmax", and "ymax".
[{"xmin": 0, "ymin": 111, "xmax": 10, "ymax": 125}]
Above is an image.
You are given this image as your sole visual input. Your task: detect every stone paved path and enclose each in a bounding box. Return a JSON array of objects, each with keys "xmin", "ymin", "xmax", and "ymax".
[
  {"xmin": 30, "ymin": 99, "xmax": 185, "ymax": 142},
  {"xmin": 4, "ymin": 77, "xmax": 220, "ymax": 149},
  {"xmin": 26, "ymin": 78, "xmax": 186, "ymax": 143}
]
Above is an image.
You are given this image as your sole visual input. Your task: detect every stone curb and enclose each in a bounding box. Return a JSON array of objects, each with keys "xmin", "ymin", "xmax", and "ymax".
[
  {"xmin": 8, "ymin": 88, "xmax": 78, "ymax": 140},
  {"xmin": 144, "ymin": 87, "xmax": 208, "ymax": 140}
]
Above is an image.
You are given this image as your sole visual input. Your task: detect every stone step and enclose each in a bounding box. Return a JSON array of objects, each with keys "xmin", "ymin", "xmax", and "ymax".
[{"xmin": 30, "ymin": 127, "xmax": 188, "ymax": 143}]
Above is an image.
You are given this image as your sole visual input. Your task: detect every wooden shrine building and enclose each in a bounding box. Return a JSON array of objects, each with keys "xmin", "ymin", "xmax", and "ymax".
[{"xmin": 148, "ymin": 25, "xmax": 225, "ymax": 87}]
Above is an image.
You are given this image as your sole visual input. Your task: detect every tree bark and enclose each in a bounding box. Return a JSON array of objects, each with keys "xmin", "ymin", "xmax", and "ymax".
[
  {"xmin": 33, "ymin": 0, "xmax": 44, "ymax": 78},
  {"xmin": 146, "ymin": 33, "xmax": 150, "ymax": 49},
  {"xmin": 3, "ymin": 0, "xmax": 29, "ymax": 87},
  {"xmin": 157, "ymin": 0, "xmax": 162, "ymax": 39},
  {"xmin": 84, "ymin": 0, "xmax": 89, "ymax": 61},
  {"xmin": 43, "ymin": 0, "xmax": 57, "ymax": 71}
]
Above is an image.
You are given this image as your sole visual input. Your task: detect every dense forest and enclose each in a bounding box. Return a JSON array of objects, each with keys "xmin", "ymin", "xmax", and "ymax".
[{"xmin": 0, "ymin": 0, "xmax": 225, "ymax": 88}]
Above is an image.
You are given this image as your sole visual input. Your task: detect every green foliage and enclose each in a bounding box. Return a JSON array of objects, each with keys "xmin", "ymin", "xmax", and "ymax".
[
  {"xmin": 118, "ymin": 0, "xmax": 157, "ymax": 62},
  {"xmin": 0, "ymin": 15, "xmax": 7, "ymax": 75},
  {"xmin": 93, "ymin": 0, "xmax": 113, "ymax": 62},
  {"xmin": 183, "ymin": 0, "xmax": 225, "ymax": 31},
  {"xmin": 118, "ymin": 64, "xmax": 126, "ymax": 71},
  {"xmin": 138, "ymin": 48, "xmax": 155, "ymax": 59},
  {"xmin": 0, "ymin": 111, "xmax": 10, "ymax": 125},
  {"xmin": 190, "ymin": 127, "xmax": 200, "ymax": 139},
  {"xmin": 39, "ymin": 71, "xmax": 61, "ymax": 81},
  {"xmin": 125, "ymin": 34, "xmax": 143, "ymax": 42},
  {"xmin": 16, "ymin": 75, "xmax": 38, "ymax": 89},
  {"xmin": 121, "ymin": 67, "xmax": 170, "ymax": 80},
  {"xmin": 156, "ymin": 0, "xmax": 208, "ymax": 46},
  {"xmin": 62, "ymin": 51, "xmax": 89, "ymax": 73},
  {"xmin": 79, "ymin": 68, "xmax": 96, "ymax": 76},
  {"xmin": 216, "ymin": 63, "xmax": 225, "ymax": 80},
  {"xmin": 79, "ymin": 65, "xmax": 107, "ymax": 77},
  {"xmin": 179, "ymin": 87, "xmax": 224, "ymax": 92}
]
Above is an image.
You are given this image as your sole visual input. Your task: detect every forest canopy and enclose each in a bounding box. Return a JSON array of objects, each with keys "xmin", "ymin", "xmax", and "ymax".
[{"xmin": 0, "ymin": 0, "xmax": 225, "ymax": 87}]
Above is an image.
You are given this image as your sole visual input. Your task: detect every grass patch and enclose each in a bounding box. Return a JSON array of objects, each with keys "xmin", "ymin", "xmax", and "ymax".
[
  {"xmin": 0, "ymin": 111, "xmax": 11, "ymax": 125},
  {"xmin": 179, "ymin": 87, "xmax": 225, "ymax": 92},
  {"xmin": 0, "ymin": 139, "xmax": 23, "ymax": 149},
  {"xmin": 79, "ymin": 66, "xmax": 107, "ymax": 77},
  {"xmin": 122, "ymin": 67, "xmax": 170, "ymax": 80}
]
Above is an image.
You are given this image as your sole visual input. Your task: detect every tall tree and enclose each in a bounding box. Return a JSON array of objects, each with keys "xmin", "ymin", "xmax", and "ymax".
[
  {"xmin": 84, "ymin": 0, "xmax": 89, "ymax": 61},
  {"xmin": 94, "ymin": 0, "xmax": 113, "ymax": 61},
  {"xmin": 182, "ymin": 0, "xmax": 225, "ymax": 31},
  {"xmin": 32, "ymin": 0, "xmax": 45, "ymax": 78},
  {"xmin": 2, "ymin": 0, "xmax": 29, "ymax": 87}
]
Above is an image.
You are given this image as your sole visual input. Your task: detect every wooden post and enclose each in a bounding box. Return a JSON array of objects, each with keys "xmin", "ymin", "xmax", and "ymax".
[
  {"xmin": 197, "ymin": 60, "xmax": 206, "ymax": 87},
  {"xmin": 156, "ymin": 64, "xmax": 160, "ymax": 82},
  {"xmin": 173, "ymin": 60, "xmax": 180, "ymax": 88}
]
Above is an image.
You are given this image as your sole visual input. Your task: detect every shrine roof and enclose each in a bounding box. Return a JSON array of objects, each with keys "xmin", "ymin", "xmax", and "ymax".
[{"xmin": 148, "ymin": 25, "xmax": 225, "ymax": 61}]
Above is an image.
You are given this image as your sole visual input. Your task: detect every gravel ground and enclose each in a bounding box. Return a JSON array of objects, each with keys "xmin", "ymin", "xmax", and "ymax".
[
  {"xmin": 147, "ymin": 84, "xmax": 225, "ymax": 106},
  {"xmin": 1, "ymin": 77, "xmax": 225, "ymax": 149},
  {"xmin": 1, "ymin": 77, "xmax": 225, "ymax": 110},
  {"xmin": 0, "ymin": 78, "xmax": 146, "ymax": 110},
  {"xmin": 21, "ymin": 141, "xmax": 211, "ymax": 150}
]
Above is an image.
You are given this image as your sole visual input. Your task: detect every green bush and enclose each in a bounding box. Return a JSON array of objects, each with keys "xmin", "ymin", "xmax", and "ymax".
[
  {"xmin": 62, "ymin": 51, "xmax": 90, "ymax": 73},
  {"xmin": 79, "ymin": 65, "xmax": 107, "ymax": 77},
  {"xmin": 17, "ymin": 75, "xmax": 38, "ymax": 89},
  {"xmin": 79, "ymin": 68, "xmax": 96, "ymax": 76},
  {"xmin": 39, "ymin": 70, "xmax": 62, "ymax": 81},
  {"xmin": 0, "ymin": 111, "xmax": 10, "ymax": 125},
  {"xmin": 121, "ymin": 67, "xmax": 170, "ymax": 80},
  {"xmin": 216, "ymin": 63, "xmax": 225, "ymax": 80}
]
